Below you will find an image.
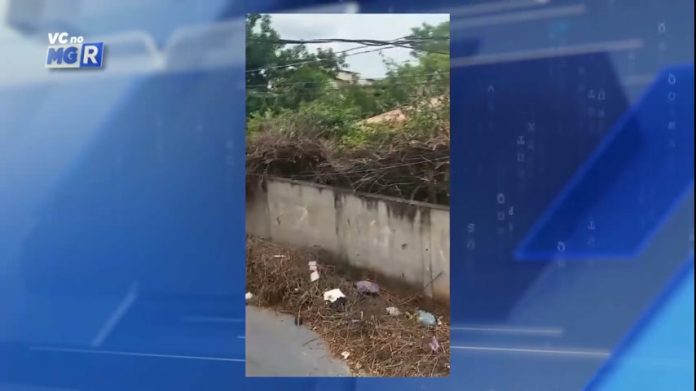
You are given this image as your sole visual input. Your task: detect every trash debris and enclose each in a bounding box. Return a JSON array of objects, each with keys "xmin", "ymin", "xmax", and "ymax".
[
  {"xmin": 330, "ymin": 296, "xmax": 347, "ymax": 312},
  {"xmin": 355, "ymin": 280, "xmax": 380, "ymax": 295},
  {"xmin": 417, "ymin": 310, "xmax": 436, "ymax": 327},
  {"xmin": 273, "ymin": 254, "xmax": 286, "ymax": 259},
  {"xmin": 341, "ymin": 351, "xmax": 351, "ymax": 359},
  {"xmin": 323, "ymin": 288, "xmax": 346, "ymax": 303},
  {"xmin": 245, "ymin": 292, "xmax": 253, "ymax": 301},
  {"xmin": 386, "ymin": 306, "xmax": 402, "ymax": 316},
  {"xmin": 309, "ymin": 261, "xmax": 320, "ymax": 282},
  {"xmin": 427, "ymin": 336, "xmax": 440, "ymax": 352},
  {"xmin": 246, "ymin": 237, "xmax": 450, "ymax": 377}
]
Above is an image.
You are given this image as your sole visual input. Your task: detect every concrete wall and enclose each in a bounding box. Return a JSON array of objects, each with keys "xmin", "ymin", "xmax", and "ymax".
[{"xmin": 246, "ymin": 177, "xmax": 450, "ymax": 301}]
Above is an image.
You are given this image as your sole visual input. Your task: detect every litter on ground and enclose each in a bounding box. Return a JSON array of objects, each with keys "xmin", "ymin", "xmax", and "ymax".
[
  {"xmin": 246, "ymin": 236, "xmax": 449, "ymax": 377},
  {"xmin": 417, "ymin": 310, "xmax": 437, "ymax": 327},
  {"xmin": 355, "ymin": 280, "xmax": 380, "ymax": 295},
  {"xmin": 323, "ymin": 288, "xmax": 346, "ymax": 303},
  {"xmin": 427, "ymin": 336, "xmax": 440, "ymax": 352}
]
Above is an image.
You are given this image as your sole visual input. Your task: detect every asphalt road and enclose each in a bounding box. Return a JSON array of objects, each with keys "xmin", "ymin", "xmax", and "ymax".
[{"xmin": 245, "ymin": 306, "xmax": 351, "ymax": 377}]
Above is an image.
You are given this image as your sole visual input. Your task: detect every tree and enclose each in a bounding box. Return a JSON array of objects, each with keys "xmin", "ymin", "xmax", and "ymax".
[
  {"xmin": 246, "ymin": 17, "xmax": 450, "ymax": 146},
  {"xmin": 372, "ymin": 21, "xmax": 450, "ymax": 110},
  {"xmin": 246, "ymin": 14, "xmax": 346, "ymax": 117}
]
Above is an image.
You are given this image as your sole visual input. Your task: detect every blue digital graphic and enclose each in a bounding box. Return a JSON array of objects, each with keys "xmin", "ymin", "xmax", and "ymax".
[
  {"xmin": 516, "ymin": 66, "xmax": 694, "ymax": 260},
  {"xmin": 1, "ymin": 0, "xmax": 693, "ymax": 390},
  {"xmin": 587, "ymin": 256, "xmax": 694, "ymax": 390}
]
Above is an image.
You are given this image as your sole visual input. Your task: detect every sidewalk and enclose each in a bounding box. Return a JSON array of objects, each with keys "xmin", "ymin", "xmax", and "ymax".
[{"xmin": 245, "ymin": 306, "xmax": 351, "ymax": 377}]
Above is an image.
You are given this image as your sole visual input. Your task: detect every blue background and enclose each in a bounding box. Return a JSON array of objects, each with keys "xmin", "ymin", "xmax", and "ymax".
[{"xmin": 0, "ymin": 0, "xmax": 693, "ymax": 390}]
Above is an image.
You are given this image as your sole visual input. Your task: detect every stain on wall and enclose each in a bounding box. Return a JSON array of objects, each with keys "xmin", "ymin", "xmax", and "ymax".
[{"xmin": 247, "ymin": 177, "xmax": 450, "ymax": 300}]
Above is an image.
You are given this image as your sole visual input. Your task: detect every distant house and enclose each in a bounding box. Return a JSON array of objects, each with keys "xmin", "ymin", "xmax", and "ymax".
[
  {"xmin": 358, "ymin": 78, "xmax": 375, "ymax": 86},
  {"xmin": 330, "ymin": 70, "xmax": 377, "ymax": 87},
  {"xmin": 360, "ymin": 95, "xmax": 447, "ymax": 125},
  {"xmin": 334, "ymin": 70, "xmax": 360, "ymax": 85},
  {"xmin": 362, "ymin": 108, "xmax": 407, "ymax": 125},
  {"xmin": 334, "ymin": 70, "xmax": 373, "ymax": 85}
]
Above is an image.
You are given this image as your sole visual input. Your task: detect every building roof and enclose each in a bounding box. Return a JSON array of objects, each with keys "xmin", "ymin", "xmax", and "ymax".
[{"xmin": 360, "ymin": 95, "xmax": 447, "ymax": 125}]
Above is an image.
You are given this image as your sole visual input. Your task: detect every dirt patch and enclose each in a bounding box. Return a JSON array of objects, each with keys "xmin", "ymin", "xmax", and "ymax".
[{"xmin": 246, "ymin": 236, "xmax": 450, "ymax": 377}]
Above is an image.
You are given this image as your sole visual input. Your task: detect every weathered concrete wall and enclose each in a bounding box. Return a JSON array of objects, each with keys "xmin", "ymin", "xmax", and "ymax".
[{"xmin": 247, "ymin": 177, "xmax": 449, "ymax": 301}]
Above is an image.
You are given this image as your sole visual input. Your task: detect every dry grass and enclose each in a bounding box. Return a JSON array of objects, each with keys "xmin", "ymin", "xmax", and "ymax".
[
  {"xmin": 246, "ymin": 132, "xmax": 449, "ymax": 205},
  {"xmin": 246, "ymin": 236, "xmax": 450, "ymax": 377}
]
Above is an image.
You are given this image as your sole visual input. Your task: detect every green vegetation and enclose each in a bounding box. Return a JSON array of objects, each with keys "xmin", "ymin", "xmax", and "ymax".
[
  {"xmin": 246, "ymin": 14, "xmax": 450, "ymax": 147},
  {"xmin": 246, "ymin": 14, "xmax": 450, "ymax": 204}
]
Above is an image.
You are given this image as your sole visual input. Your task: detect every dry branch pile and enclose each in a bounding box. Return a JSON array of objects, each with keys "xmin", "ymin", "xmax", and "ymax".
[
  {"xmin": 246, "ymin": 236, "xmax": 450, "ymax": 377},
  {"xmin": 246, "ymin": 132, "xmax": 449, "ymax": 205}
]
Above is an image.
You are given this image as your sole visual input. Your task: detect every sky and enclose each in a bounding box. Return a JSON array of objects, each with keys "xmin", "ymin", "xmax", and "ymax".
[{"xmin": 267, "ymin": 14, "xmax": 450, "ymax": 79}]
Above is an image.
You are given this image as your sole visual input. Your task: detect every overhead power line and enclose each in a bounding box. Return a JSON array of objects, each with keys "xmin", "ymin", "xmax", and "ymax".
[
  {"xmin": 246, "ymin": 45, "xmax": 402, "ymax": 74},
  {"xmin": 250, "ymin": 37, "xmax": 450, "ymax": 45},
  {"xmin": 246, "ymin": 82, "xmax": 449, "ymax": 96},
  {"xmin": 253, "ymin": 37, "xmax": 451, "ymax": 55},
  {"xmin": 246, "ymin": 35, "xmax": 425, "ymax": 74},
  {"xmin": 246, "ymin": 71, "xmax": 448, "ymax": 90}
]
